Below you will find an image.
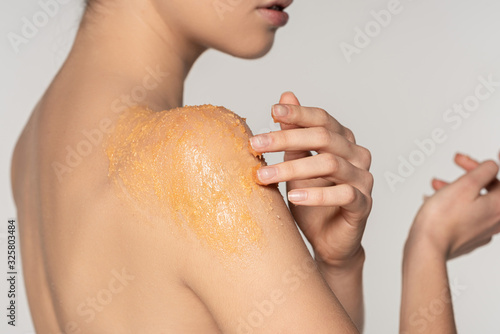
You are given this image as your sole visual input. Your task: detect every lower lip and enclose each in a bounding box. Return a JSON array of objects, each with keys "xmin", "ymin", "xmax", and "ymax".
[{"xmin": 257, "ymin": 8, "xmax": 289, "ymax": 27}]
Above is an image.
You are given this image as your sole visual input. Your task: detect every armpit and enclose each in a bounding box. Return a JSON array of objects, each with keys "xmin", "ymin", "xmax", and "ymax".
[{"xmin": 105, "ymin": 105, "xmax": 275, "ymax": 256}]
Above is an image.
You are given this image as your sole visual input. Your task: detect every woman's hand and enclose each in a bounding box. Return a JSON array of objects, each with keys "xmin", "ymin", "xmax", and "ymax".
[
  {"xmin": 400, "ymin": 152, "xmax": 500, "ymax": 334},
  {"xmin": 249, "ymin": 92, "xmax": 373, "ymax": 270},
  {"xmin": 406, "ymin": 153, "xmax": 500, "ymax": 259},
  {"xmin": 250, "ymin": 92, "xmax": 372, "ymax": 330}
]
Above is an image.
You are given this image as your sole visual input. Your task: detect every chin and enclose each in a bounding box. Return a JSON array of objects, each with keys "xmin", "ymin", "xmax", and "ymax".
[{"xmin": 219, "ymin": 35, "xmax": 276, "ymax": 60}]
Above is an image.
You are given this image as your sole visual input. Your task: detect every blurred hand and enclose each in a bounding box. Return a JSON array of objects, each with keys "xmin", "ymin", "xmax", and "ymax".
[{"xmin": 407, "ymin": 153, "xmax": 500, "ymax": 259}]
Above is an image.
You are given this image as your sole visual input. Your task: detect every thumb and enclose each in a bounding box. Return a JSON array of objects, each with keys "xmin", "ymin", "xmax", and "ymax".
[{"xmin": 279, "ymin": 91, "xmax": 301, "ymax": 106}]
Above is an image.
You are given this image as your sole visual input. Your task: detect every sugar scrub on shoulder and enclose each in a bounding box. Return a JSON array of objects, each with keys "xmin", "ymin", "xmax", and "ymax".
[{"xmin": 106, "ymin": 105, "xmax": 273, "ymax": 255}]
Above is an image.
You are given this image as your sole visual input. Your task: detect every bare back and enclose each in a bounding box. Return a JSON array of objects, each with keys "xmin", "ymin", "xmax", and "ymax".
[{"xmin": 11, "ymin": 91, "xmax": 224, "ymax": 333}]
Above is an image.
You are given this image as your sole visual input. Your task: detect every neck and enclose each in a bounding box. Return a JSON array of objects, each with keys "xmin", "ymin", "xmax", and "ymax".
[{"xmin": 66, "ymin": 1, "xmax": 206, "ymax": 110}]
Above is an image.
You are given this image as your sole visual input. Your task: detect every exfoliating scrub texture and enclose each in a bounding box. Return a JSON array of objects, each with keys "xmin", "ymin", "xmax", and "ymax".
[{"xmin": 106, "ymin": 105, "xmax": 270, "ymax": 255}]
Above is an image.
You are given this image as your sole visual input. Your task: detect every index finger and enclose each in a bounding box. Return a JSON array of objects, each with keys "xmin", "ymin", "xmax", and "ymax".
[
  {"xmin": 272, "ymin": 104, "xmax": 355, "ymax": 143},
  {"xmin": 453, "ymin": 160, "xmax": 500, "ymax": 198}
]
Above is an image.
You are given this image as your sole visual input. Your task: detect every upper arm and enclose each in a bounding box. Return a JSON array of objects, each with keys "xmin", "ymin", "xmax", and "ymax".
[{"xmin": 106, "ymin": 105, "xmax": 358, "ymax": 333}]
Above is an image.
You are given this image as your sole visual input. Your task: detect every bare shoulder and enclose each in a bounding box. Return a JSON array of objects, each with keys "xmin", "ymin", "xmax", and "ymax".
[
  {"xmin": 104, "ymin": 104, "xmax": 355, "ymax": 333},
  {"xmin": 105, "ymin": 104, "xmax": 273, "ymax": 253}
]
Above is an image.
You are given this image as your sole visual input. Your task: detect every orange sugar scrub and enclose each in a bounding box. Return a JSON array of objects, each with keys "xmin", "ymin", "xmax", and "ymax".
[{"xmin": 106, "ymin": 105, "xmax": 271, "ymax": 255}]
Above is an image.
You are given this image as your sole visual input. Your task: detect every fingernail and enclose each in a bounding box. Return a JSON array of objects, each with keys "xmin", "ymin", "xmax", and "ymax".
[
  {"xmin": 256, "ymin": 167, "xmax": 277, "ymax": 182},
  {"xmin": 250, "ymin": 135, "xmax": 270, "ymax": 149},
  {"xmin": 288, "ymin": 190, "xmax": 307, "ymax": 202},
  {"xmin": 272, "ymin": 105, "xmax": 289, "ymax": 117}
]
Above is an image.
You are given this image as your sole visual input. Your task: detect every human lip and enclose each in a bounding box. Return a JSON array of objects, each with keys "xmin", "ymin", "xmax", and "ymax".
[
  {"xmin": 259, "ymin": 0, "xmax": 293, "ymax": 11},
  {"xmin": 257, "ymin": 0, "xmax": 293, "ymax": 27}
]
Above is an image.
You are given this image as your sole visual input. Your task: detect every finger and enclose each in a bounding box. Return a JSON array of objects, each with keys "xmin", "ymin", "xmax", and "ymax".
[
  {"xmin": 277, "ymin": 92, "xmax": 301, "ymax": 131},
  {"xmin": 432, "ymin": 178, "xmax": 449, "ymax": 191},
  {"xmin": 271, "ymin": 104, "xmax": 355, "ymax": 143},
  {"xmin": 483, "ymin": 190, "xmax": 500, "ymax": 219},
  {"xmin": 455, "ymin": 153, "xmax": 500, "ymax": 192},
  {"xmin": 255, "ymin": 153, "xmax": 373, "ymax": 193},
  {"xmin": 279, "ymin": 91, "xmax": 301, "ymax": 106},
  {"xmin": 288, "ymin": 184, "xmax": 369, "ymax": 214},
  {"xmin": 454, "ymin": 153, "xmax": 479, "ymax": 171},
  {"xmin": 431, "ymin": 154, "xmax": 483, "ymax": 192},
  {"xmin": 277, "ymin": 92, "xmax": 311, "ymax": 160},
  {"xmin": 454, "ymin": 160, "xmax": 500, "ymax": 197},
  {"xmin": 249, "ymin": 127, "xmax": 368, "ymax": 167}
]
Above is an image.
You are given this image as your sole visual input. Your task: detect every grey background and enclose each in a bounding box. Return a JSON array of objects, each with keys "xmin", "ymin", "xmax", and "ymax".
[{"xmin": 1, "ymin": 0, "xmax": 500, "ymax": 333}]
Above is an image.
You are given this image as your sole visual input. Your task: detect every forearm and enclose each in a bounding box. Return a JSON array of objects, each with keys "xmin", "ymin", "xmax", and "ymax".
[
  {"xmin": 317, "ymin": 249, "xmax": 365, "ymax": 332},
  {"xmin": 400, "ymin": 238, "xmax": 457, "ymax": 334}
]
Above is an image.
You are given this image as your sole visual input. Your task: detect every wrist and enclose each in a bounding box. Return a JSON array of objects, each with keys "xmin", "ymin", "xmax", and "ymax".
[
  {"xmin": 316, "ymin": 247, "xmax": 365, "ymax": 278},
  {"xmin": 406, "ymin": 215, "xmax": 453, "ymax": 256},
  {"xmin": 403, "ymin": 233, "xmax": 448, "ymax": 266}
]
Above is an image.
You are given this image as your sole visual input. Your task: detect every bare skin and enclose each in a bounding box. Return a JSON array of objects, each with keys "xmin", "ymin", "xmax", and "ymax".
[
  {"xmin": 11, "ymin": 0, "xmax": 372, "ymax": 333},
  {"xmin": 400, "ymin": 153, "xmax": 500, "ymax": 333}
]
